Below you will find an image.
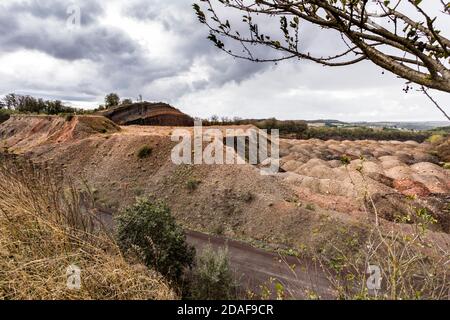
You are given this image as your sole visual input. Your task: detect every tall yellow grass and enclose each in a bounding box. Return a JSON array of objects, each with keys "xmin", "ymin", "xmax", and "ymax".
[{"xmin": 0, "ymin": 155, "xmax": 176, "ymax": 300}]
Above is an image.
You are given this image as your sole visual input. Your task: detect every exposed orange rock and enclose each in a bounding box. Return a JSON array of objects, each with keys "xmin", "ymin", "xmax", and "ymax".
[{"xmin": 393, "ymin": 178, "xmax": 431, "ymax": 197}]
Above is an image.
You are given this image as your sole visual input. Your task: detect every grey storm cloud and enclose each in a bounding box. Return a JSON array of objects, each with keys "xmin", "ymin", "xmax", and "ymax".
[
  {"xmin": 0, "ymin": 0, "xmax": 448, "ymax": 121},
  {"xmin": 0, "ymin": 1, "xmax": 139, "ymax": 62},
  {"xmin": 123, "ymin": 0, "xmax": 276, "ymax": 87},
  {"xmin": 0, "ymin": 0, "xmax": 274, "ymax": 102}
]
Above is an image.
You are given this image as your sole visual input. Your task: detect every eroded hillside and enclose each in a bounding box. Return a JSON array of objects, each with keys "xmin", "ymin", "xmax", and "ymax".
[{"xmin": 1, "ymin": 115, "xmax": 449, "ymax": 260}]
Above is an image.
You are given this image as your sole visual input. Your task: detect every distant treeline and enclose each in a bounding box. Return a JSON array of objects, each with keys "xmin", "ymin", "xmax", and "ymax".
[
  {"xmin": 201, "ymin": 117, "xmax": 309, "ymax": 134},
  {"xmin": 201, "ymin": 117, "xmax": 432, "ymax": 142},
  {"xmin": 0, "ymin": 94, "xmax": 439, "ymax": 143},
  {"xmin": 0, "ymin": 93, "xmax": 82, "ymax": 115},
  {"xmin": 298, "ymin": 126, "xmax": 431, "ymax": 142}
]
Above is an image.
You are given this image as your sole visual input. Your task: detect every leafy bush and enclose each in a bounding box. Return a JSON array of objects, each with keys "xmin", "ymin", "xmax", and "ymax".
[
  {"xmin": 190, "ymin": 245, "xmax": 234, "ymax": 300},
  {"xmin": 137, "ymin": 145, "xmax": 152, "ymax": 159},
  {"xmin": 240, "ymin": 191, "xmax": 254, "ymax": 203},
  {"xmin": 186, "ymin": 178, "xmax": 200, "ymax": 191},
  {"xmin": 115, "ymin": 198, "xmax": 195, "ymax": 282}
]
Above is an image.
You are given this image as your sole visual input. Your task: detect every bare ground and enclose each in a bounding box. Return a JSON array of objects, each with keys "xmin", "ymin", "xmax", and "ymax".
[{"xmin": 1, "ymin": 115, "xmax": 449, "ymax": 296}]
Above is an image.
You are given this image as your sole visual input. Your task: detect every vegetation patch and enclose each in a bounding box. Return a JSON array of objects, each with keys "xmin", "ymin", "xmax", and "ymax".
[
  {"xmin": 137, "ymin": 145, "xmax": 153, "ymax": 159},
  {"xmin": 189, "ymin": 245, "xmax": 234, "ymax": 300},
  {"xmin": 186, "ymin": 178, "xmax": 201, "ymax": 192},
  {"xmin": 115, "ymin": 198, "xmax": 195, "ymax": 282}
]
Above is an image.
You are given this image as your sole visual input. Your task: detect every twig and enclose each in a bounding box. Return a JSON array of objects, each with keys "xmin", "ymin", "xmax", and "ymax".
[{"xmin": 420, "ymin": 86, "xmax": 450, "ymax": 121}]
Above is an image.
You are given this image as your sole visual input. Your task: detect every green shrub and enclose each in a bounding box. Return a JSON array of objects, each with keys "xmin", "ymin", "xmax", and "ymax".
[
  {"xmin": 115, "ymin": 198, "xmax": 195, "ymax": 282},
  {"xmin": 190, "ymin": 245, "xmax": 234, "ymax": 300},
  {"xmin": 137, "ymin": 145, "xmax": 152, "ymax": 159},
  {"xmin": 186, "ymin": 178, "xmax": 200, "ymax": 191},
  {"xmin": 240, "ymin": 191, "xmax": 254, "ymax": 203}
]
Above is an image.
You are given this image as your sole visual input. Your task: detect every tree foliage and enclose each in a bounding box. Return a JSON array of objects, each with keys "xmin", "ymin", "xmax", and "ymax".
[
  {"xmin": 1, "ymin": 93, "xmax": 77, "ymax": 114},
  {"xmin": 105, "ymin": 93, "xmax": 121, "ymax": 108},
  {"xmin": 121, "ymin": 98, "xmax": 133, "ymax": 105},
  {"xmin": 194, "ymin": 1, "xmax": 450, "ymax": 94}
]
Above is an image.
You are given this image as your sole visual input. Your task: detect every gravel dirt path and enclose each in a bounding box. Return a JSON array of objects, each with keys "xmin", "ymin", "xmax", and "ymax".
[{"xmin": 98, "ymin": 210, "xmax": 334, "ymax": 299}]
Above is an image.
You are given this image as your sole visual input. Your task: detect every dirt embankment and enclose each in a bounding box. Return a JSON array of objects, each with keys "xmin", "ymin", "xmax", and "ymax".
[
  {"xmin": 0, "ymin": 115, "xmax": 119, "ymax": 153},
  {"xmin": 1, "ymin": 115, "xmax": 449, "ymax": 260}
]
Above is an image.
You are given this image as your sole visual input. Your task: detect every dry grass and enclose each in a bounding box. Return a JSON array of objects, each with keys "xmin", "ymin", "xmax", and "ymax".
[
  {"xmin": 317, "ymin": 162, "xmax": 450, "ymax": 300},
  {"xmin": 0, "ymin": 155, "xmax": 176, "ymax": 300}
]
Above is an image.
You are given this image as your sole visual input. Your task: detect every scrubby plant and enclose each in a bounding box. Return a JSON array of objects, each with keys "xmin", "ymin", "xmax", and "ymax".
[
  {"xmin": 137, "ymin": 145, "xmax": 152, "ymax": 159},
  {"xmin": 427, "ymin": 134, "xmax": 445, "ymax": 144},
  {"xmin": 240, "ymin": 191, "xmax": 254, "ymax": 203},
  {"xmin": 190, "ymin": 245, "xmax": 234, "ymax": 300},
  {"xmin": 340, "ymin": 155, "xmax": 351, "ymax": 166},
  {"xmin": 186, "ymin": 178, "xmax": 200, "ymax": 192},
  {"xmin": 115, "ymin": 198, "xmax": 195, "ymax": 282}
]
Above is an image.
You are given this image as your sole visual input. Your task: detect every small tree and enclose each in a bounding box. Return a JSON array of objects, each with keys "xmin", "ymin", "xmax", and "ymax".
[
  {"xmin": 190, "ymin": 245, "xmax": 234, "ymax": 300},
  {"xmin": 115, "ymin": 198, "xmax": 195, "ymax": 282},
  {"xmin": 105, "ymin": 93, "xmax": 120, "ymax": 109},
  {"xmin": 209, "ymin": 115, "xmax": 220, "ymax": 125},
  {"xmin": 2, "ymin": 93, "xmax": 18, "ymax": 110}
]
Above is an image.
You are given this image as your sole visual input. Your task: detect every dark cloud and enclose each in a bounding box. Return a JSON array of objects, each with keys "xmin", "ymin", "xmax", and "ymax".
[
  {"xmin": 0, "ymin": 0, "xmax": 448, "ymax": 120},
  {"xmin": 4, "ymin": 0, "xmax": 103, "ymax": 25},
  {"xmin": 124, "ymin": 0, "xmax": 274, "ymax": 88}
]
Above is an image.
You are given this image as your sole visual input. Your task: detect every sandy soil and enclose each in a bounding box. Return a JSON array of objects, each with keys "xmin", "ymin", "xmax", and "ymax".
[{"xmin": 1, "ymin": 115, "xmax": 449, "ymax": 256}]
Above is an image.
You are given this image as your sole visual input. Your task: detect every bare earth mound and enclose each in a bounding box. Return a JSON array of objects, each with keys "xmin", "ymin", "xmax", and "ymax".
[
  {"xmin": 1, "ymin": 116, "xmax": 449, "ymax": 275},
  {"xmin": 0, "ymin": 115, "xmax": 120, "ymax": 153}
]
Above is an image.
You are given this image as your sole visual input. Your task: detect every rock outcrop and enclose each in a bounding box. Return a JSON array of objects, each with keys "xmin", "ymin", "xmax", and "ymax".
[{"xmin": 99, "ymin": 102, "xmax": 194, "ymax": 126}]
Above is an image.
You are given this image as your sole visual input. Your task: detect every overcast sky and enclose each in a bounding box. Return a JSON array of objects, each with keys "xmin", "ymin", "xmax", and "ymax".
[{"xmin": 0, "ymin": 0, "xmax": 449, "ymax": 122}]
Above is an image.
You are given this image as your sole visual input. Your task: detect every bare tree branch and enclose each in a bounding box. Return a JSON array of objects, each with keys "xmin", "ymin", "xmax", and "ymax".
[
  {"xmin": 420, "ymin": 86, "xmax": 450, "ymax": 121},
  {"xmin": 193, "ymin": 0, "xmax": 450, "ymax": 94}
]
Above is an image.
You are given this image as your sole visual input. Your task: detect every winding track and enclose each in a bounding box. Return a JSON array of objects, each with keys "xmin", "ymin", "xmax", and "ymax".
[{"xmin": 98, "ymin": 210, "xmax": 334, "ymax": 299}]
